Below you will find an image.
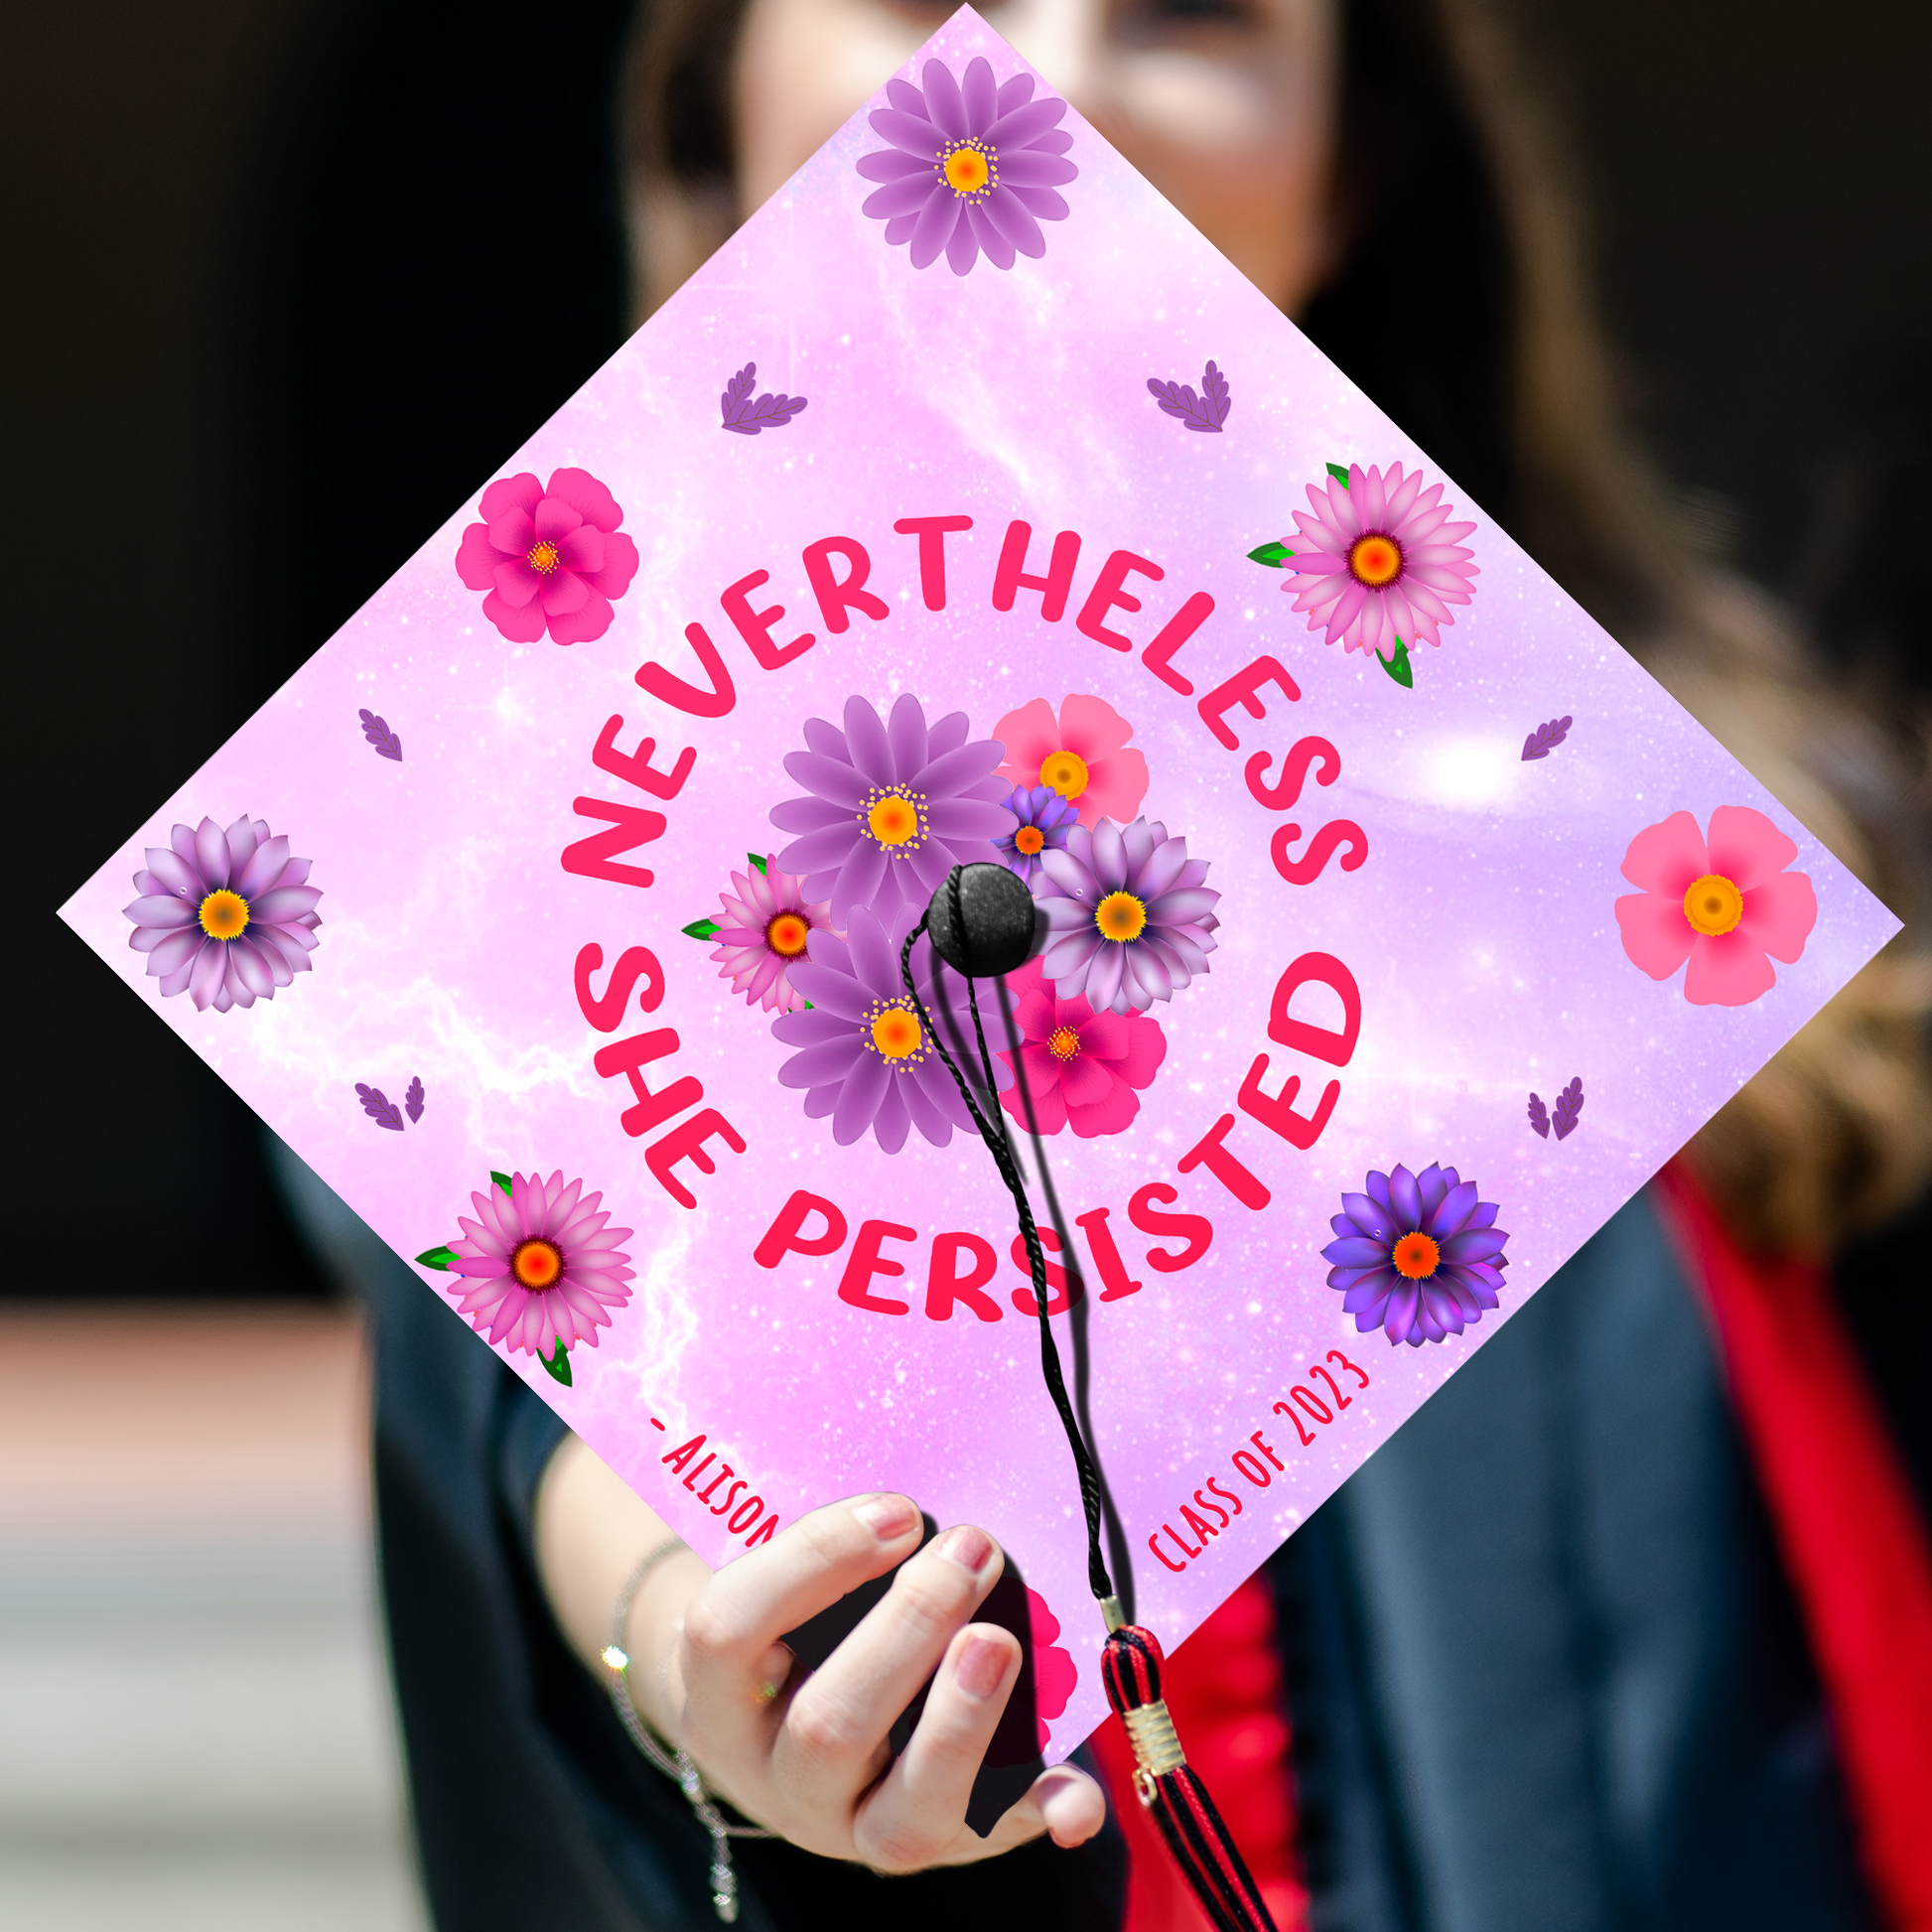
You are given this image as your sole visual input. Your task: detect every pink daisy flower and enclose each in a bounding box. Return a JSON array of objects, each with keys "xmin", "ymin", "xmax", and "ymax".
[
  {"xmin": 1026, "ymin": 1588, "xmax": 1078, "ymax": 1751},
  {"xmin": 709, "ymin": 857, "xmax": 832, "ymax": 1015},
  {"xmin": 1281, "ymin": 462, "xmax": 1478, "ymax": 662},
  {"xmin": 997, "ymin": 958, "xmax": 1167, "ymax": 1138},
  {"xmin": 1614, "ymin": 805, "xmax": 1817, "ymax": 1007},
  {"xmin": 992, "ymin": 694, "xmax": 1148, "ymax": 830},
  {"xmin": 444, "ymin": 1171, "xmax": 634, "ymax": 1359},
  {"xmin": 455, "ymin": 467, "xmax": 640, "ymax": 646}
]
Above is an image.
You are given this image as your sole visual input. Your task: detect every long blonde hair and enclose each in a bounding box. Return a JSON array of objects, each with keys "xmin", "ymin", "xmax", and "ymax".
[{"xmin": 622, "ymin": 0, "xmax": 1932, "ymax": 1256}]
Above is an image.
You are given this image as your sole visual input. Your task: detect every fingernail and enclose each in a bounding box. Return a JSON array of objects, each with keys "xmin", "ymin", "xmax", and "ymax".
[
  {"xmin": 852, "ymin": 1494, "xmax": 919, "ymax": 1539},
  {"xmin": 1036, "ymin": 1768, "xmax": 1100, "ymax": 1847},
  {"xmin": 955, "ymin": 1631, "xmax": 1011, "ymax": 1701},
  {"xmin": 936, "ymin": 1524, "xmax": 994, "ymax": 1573}
]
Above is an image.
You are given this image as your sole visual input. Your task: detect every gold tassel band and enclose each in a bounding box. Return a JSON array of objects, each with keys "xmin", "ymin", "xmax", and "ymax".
[{"xmin": 1122, "ymin": 1696, "xmax": 1187, "ymax": 1805}]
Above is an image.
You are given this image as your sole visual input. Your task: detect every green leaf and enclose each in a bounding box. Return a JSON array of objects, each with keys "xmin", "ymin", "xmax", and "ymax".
[
  {"xmin": 490, "ymin": 1171, "xmax": 512, "ymax": 1195},
  {"xmin": 1326, "ymin": 462, "xmax": 1351, "ymax": 487},
  {"xmin": 747, "ymin": 854, "xmax": 768, "ymax": 876},
  {"xmin": 415, "ymin": 1245, "xmax": 457, "ymax": 1271},
  {"xmin": 1247, "ymin": 541, "xmax": 1294, "ymax": 569},
  {"xmin": 540, "ymin": 1338, "xmax": 573, "ymax": 1388},
  {"xmin": 682, "ymin": 918, "xmax": 721, "ymax": 941},
  {"xmin": 1379, "ymin": 638, "xmax": 1414, "ymax": 688}
]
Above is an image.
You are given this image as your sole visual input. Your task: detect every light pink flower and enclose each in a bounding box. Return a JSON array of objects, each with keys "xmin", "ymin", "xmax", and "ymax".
[
  {"xmin": 992, "ymin": 694, "xmax": 1148, "ymax": 830},
  {"xmin": 1282, "ymin": 462, "xmax": 1478, "ymax": 662},
  {"xmin": 1026, "ymin": 1588, "xmax": 1078, "ymax": 1751},
  {"xmin": 455, "ymin": 467, "xmax": 640, "ymax": 645},
  {"xmin": 1614, "ymin": 805, "xmax": 1817, "ymax": 1007},
  {"xmin": 445, "ymin": 1171, "xmax": 634, "ymax": 1358},
  {"xmin": 709, "ymin": 857, "xmax": 832, "ymax": 1014},
  {"xmin": 996, "ymin": 959, "xmax": 1167, "ymax": 1137}
]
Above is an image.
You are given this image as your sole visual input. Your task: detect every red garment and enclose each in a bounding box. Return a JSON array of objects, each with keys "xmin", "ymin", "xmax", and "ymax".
[
  {"xmin": 1654, "ymin": 1162, "xmax": 1932, "ymax": 1932},
  {"xmin": 1091, "ymin": 1573, "xmax": 1307, "ymax": 1932}
]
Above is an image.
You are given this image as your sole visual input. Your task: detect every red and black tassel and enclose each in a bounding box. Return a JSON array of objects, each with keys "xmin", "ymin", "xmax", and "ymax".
[{"xmin": 1100, "ymin": 1620, "xmax": 1279, "ymax": 1932}]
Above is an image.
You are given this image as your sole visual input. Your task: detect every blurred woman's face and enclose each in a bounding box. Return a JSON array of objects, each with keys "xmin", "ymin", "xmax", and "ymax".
[{"xmin": 733, "ymin": 0, "xmax": 1339, "ymax": 314}]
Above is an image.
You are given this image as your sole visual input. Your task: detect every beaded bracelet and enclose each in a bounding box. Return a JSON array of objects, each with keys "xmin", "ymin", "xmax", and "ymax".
[{"xmin": 600, "ymin": 1537, "xmax": 772, "ymax": 1923}]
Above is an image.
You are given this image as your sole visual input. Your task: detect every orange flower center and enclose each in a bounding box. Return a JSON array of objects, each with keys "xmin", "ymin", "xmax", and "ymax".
[
  {"xmin": 942, "ymin": 142, "xmax": 993, "ymax": 197},
  {"xmin": 1682, "ymin": 873, "xmax": 1743, "ymax": 937},
  {"xmin": 1095, "ymin": 892, "xmax": 1147, "ymax": 943},
  {"xmin": 1392, "ymin": 1231, "xmax": 1440, "ymax": 1281},
  {"xmin": 865, "ymin": 789, "xmax": 923, "ymax": 848},
  {"xmin": 198, "ymin": 889, "xmax": 249, "ymax": 940},
  {"xmin": 511, "ymin": 1238, "xmax": 564, "ymax": 1290},
  {"xmin": 528, "ymin": 540, "xmax": 561, "ymax": 575},
  {"xmin": 1348, "ymin": 533, "xmax": 1403, "ymax": 587},
  {"xmin": 766, "ymin": 911, "xmax": 811, "ymax": 957},
  {"xmin": 870, "ymin": 1004, "xmax": 923, "ymax": 1060},
  {"xmin": 1039, "ymin": 750, "xmax": 1089, "ymax": 800},
  {"xmin": 1015, "ymin": 825, "xmax": 1045, "ymax": 856},
  {"xmin": 1048, "ymin": 1025, "xmax": 1080, "ymax": 1062}
]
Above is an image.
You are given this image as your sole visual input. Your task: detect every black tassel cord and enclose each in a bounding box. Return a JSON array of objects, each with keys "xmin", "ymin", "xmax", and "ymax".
[{"xmin": 900, "ymin": 868, "xmax": 1278, "ymax": 1932}]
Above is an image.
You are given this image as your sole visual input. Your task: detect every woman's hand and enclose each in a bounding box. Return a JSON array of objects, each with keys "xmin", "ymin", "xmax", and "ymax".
[{"xmin": 536, "ymin": 1434, "xmax": 1106, "ymax": 1871}]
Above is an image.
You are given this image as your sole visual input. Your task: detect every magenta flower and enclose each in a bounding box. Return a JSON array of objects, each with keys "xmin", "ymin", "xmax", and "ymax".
[
  {"xmin": 772, "ymin": 905, "xmax": 1009, "ymax": 1154},
  {"xmin": 1035, "ymin": 817, "xmax": 1220, "ymax": 1016},
  {"xmin": 445, "ymin": 1171, "xmax": 634, "ymax": 1359},
  {"xmin": 995, "ymin": 785, "xmax": 1080, "ymax": 885},
  {"xmin": 1026, "ymin": 1588, "xmax": 1078, "ymax": 1752},
  {"xmin": 1281, "ymin": 463, "xmax": 1478, "ymax": 662},
  {"xmin": 769, "ymin": 694, "xmax": 1016, "ymax": 928},
  {"xmin": 455, "ymin": 467, "xmax": 640, "ymax": 645},
  {"xmin": 709, "ymin": 856, "xmax": 831, "ymax": 1015},
  {"xmin": 856, "ymin": 57, "xmax": 1078, "ymax": 275},
  {"xmin": 1323, "ymin": 1164, "xmax": 1509, "ymax": 1347},
  {"xmin": 996, "ymin": 959, "xmax": 1166, "ymax": 1139},
  {"xmin": 1615, "ymin": 805, "xmax": 1817, "ymax": 1007},
  {"xmin": 123, "ymin": 816, "xmax": 322, "ymax": 1014},
  {"xmin": 993, "ymin": 694, "xmax": 1149, "ymax": 831}
]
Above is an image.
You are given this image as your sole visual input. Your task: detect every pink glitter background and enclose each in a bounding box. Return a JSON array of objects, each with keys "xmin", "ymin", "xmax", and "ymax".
[{"xmin": 61, "ymin": 11, "xmax": 1896, "ymax": 1763}]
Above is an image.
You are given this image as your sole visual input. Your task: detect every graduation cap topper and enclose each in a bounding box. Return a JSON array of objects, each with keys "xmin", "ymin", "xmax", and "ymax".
[{"xmin": 67, "ymin": 0, "xmax": 1892, "ymax": 1839}]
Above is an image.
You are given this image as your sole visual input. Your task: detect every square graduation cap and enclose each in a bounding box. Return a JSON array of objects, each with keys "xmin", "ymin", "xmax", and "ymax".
[{"xmin": 64, "ymin": 5, "xmax": 1896, "ymax": 1788}]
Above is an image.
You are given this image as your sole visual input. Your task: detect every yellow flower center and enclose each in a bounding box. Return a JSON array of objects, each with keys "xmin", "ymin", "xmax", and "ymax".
[
  {"xmin": 528, "ymin": 540, "xmax": 561, "ymax": 575},
  {"xmin": 1682, "ymin": 873, "xmax": 1743, "ymax": 937},
  {"xmin": 942, "ymin": 141, "xmax": 992, "ymax": 197},
  {"xmin": 198, "ymin": 889, "xmax": 249, "ymax": 940},
  {"xmin": 1392, "ymin": 1231, "xmax": 1440, "ymax": 1281},
  {"xmin": 870, "ymin": 1004, "xmax": 923, "ymax": 1060},
  {"xmin": 1095, "ymin": 892, "xmax": 1147, "ymax": 943},
  {"xmin": 1048, "ymin": 1025, "xmax": 1080, "ymax": 1062},
  {"xmin": 1348, "ymin": 533, "xmax": 1403, "ymax": 587},
  {"xmin": 1039, "ymin": 750, "xmax": 1089, "ymax": 799},
  {"xmin": 865, "ymin": 789, "xmax": 923, "ymax": 848},
  {"xmin": 511, "ymin": 1238, "xmax": 564, "ymax": 1290},
  {"xmin": 1015, "ymin": 825, "xmax": 1044, "ymax": 857},
  {"xmin": 766, "ymin": 912, "xmax": 811, "ymax": 958}
]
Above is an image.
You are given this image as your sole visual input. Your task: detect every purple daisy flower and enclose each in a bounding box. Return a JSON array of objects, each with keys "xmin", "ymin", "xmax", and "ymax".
[
  {"xmin": 446, "ymin": 1170, "xmax": 634, "ymax": 1358},
  {"xmin": 996, "ymin": 784, "xmax": 1079, "ymax": 885},
  {"xmin": 1322, "ymin": 1163, "xmax": 1510, "ymax": 1347},
  {"xmin": 1035, "ymin": 817, "xmax": 1220, "ymax": 1016},
  {"xmin": 123, "ymin": 815, "xmax": 322, "ymax": 1013},
  {"xmin": 709, "ymin": 856, "xmax": 831, "ymax": 1015},
  {"xmin": 769, "ymin": 694, "xmax": 1016, "ymax": 928},
  {"xmin": 773, "ymin": 905, "xmax": 1011, "ymax": 1154},
  {"xmin": 856, "ymin": 56, "xmax": 1078, "ymax": 275}
]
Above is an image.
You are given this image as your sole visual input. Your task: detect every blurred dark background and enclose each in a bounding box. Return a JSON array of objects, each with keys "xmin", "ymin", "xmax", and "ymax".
[{"xmin": 11, "ymin": 0, "xmax": 1929, "ymax": 1299}]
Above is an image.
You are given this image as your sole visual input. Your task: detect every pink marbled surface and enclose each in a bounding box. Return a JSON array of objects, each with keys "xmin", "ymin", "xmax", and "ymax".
[{"xmin": 61, "ymin": 10, "xmax": 1896, "ymax": 1764}]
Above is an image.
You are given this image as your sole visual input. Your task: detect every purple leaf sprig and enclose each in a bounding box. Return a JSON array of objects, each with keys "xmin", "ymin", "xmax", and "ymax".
[
  {"xmin": 1521, "ymin": 715, "xmax": 1573, "ymax": 760},
  {"xmin": 359, "ymin": 709, "xmax": 402, "ymax": 761},
  {"xmin": 720, "ymin": 361, "xmax": 808, "ymax": 435},
  {"xmin": 1147, "ymin": 359, "xmax": 1230, "ymax": 433},
  {"xmin": 355, "ymin": 1083, "xmax": 405, "ymax": 1133},
  {"xmin": 1528, "ymin": 1076, "xmax": 1585, "ymax": 1141},
  {"xmin": 404, "ymin": 1076, "xmax": 425, "ymax": 1125}
]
